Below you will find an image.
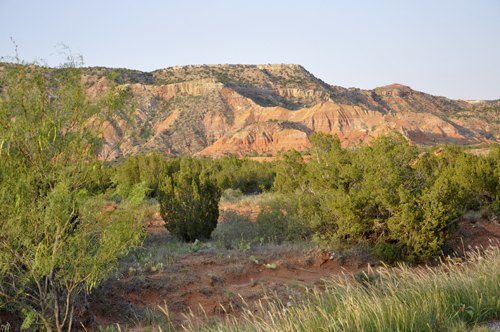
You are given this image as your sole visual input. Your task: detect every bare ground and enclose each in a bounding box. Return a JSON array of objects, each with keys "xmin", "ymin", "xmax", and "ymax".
[{"xmin": 84, "ymin": 204, "xmax": 500, "ymax": 331}]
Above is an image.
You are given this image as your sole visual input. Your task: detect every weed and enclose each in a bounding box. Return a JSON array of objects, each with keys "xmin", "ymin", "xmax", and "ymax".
[
  {"xmin": 235, "ymin": 238, "xmax": 251, "ymax": 252},
  {"xmin": 98, "ymin": 325, "xmax": 125, "ymax": 332},
  {"xmin": 134, "ymin": 248, "xmax": 152, "ymax": 265},
  {"xmin": 236, "ymin": 195, "xmax": 256, "ymax": 207},
  {"xmin": 224, "ymin": 264, "xmax": 247, "ymax": 278},
  {"xmin": 189, "ymin": 239, "xmax": 212, "ymax": 252},
  {"xmin": 165, "ymin": 254, "xmax": 174, "ymax": 267},
  {"xmin": 286, "ymin": 279, "xmax": 300, "ymax": 289},
  {"xmin": 212, "ymin": 210, "xmax": 258, "ymax": 248},
  {"xmin": 157, "ymin": 301, "xmax": 176, "ymax": 332},
  {"xmin": 221, "ymin": 188, "xmax": 243, "ymax": 203},
  {"xmin": 199, "ymin": 287, "xmax": 212, "ymax": 296},
  {"xmin": 464, "ymin": 210, "xmax": 483, "ymax": 223},
  {"xmin": 352, "ymin": 271, "xmax": 381, "ymax": 288},
  {"xmin": 223, "ymin": 289, "xmax": 234, "ymax": 300}
]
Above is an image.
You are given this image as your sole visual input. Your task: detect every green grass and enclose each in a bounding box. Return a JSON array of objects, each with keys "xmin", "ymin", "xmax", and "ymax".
[{"xmin": 187, "ymin": 245, "xmax": 500, "ymax": 332}]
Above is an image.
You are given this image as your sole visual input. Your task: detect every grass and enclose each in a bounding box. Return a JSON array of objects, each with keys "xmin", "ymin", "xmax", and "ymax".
[
  {"xmin": 236, "ymin": 192, "xmax": 277, "ymax": 208},
  {"xmin": 463, "ymin": 210, "xmax": 483, "ymax": 224},
  {"xmin": 110, "ymin": 193, "xmax": 500, "ymax": 331},
  {"xmin": 213, "ymin": 210, "xmax": 259, "ymax": 249},
  {"xmin": 221, "ymin": 188, "xmax": 244, "ymax": 203},
  {"xmin": 181, "ymin": 245, "xmax": 500, "ymax": 332}
]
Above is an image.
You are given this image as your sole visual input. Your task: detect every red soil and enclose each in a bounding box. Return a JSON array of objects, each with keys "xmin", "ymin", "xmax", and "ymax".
[{"xmin": 89, "ymin": 209, "xmax": 500, "ymax": 331}]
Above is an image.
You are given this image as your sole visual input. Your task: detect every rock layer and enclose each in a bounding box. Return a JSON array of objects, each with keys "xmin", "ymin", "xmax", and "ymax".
[{"xmin": 72, "ymin": 64, "xmax": 500, "ymax": 159}]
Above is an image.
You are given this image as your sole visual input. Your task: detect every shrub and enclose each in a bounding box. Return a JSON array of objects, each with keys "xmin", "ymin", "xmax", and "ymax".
[
  {"xmin": 273, "ymin": 132, "xmax": 465, "ymax": 262},
  {"xmin": 212, "ymin": 210, "xmax": 258, "ymax": 249},
  {"xmin": 256, "ymin": 205, "xmax": 289, "ymax": 243},
  {"xmin": 158, "ymin": 157, "xmax": 221, "ymax": 242},
  {"xmin": 256, "ymin": 194, "xmax": 313, "ymax": 243},
  {"xmin": 375, "ymin": 242, "xmax": 404, "ymax": 263},
  {"xmin": 221, "ymin": 188, "xmax": 243, "ymax": 203},
  {"xmin": 0, "ymin": 54, "xmax": 146, "ymax": 331}
]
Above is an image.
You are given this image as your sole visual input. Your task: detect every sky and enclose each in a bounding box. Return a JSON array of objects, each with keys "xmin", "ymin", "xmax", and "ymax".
[{"xmin": 1, "ymin": 0, "xmax": 499, "ymax": 100}]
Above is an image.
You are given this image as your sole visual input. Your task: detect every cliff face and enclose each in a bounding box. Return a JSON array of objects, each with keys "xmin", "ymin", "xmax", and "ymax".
[{"xmin": 74, "ymin": 64, "xmax": 499, "ymax": 159}]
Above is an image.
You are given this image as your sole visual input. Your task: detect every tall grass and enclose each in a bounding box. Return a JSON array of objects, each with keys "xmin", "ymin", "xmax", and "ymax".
[{"xmin": 195, "ymin": 244, "xmax": 500, "ymax": 332}]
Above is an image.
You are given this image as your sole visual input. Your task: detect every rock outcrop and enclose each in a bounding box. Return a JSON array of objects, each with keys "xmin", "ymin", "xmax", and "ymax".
[{"xmin": 72, "ymin": 64, "xmax": 500, "ymax": 159}]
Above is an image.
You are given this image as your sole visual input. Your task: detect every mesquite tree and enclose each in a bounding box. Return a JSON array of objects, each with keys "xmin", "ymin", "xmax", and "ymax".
[{"xmin": 0, "ymin": 53, "xmax": 146, "ymax": 331}]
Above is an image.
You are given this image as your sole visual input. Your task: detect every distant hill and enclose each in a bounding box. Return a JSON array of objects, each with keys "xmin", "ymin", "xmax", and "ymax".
[{"xmin": 5, "ymin": 63, "xmax": 500, "ymax": 158}]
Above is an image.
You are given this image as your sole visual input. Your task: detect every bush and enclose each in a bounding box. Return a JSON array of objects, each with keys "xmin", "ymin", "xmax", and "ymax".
[
  {"xmin": 256, "ymin": 194, "xmax": 313, "ymax": 243},
  {"xmin": 272, "ymin": 132, "xmax": 466, "ymax": 262},
  {"xmin": 375, "ymin": 242, "xmax": 404, "ymax": 263},
  {"xmin": 158, "ymin": 157, "xmax": 221, "ymax": 242},
  {"xmin": 256, "ymin": 205, "xmax": 289, "ymax": 243},
  {"xmin": 115, "ymin": 153, "xmax": 180, "ymax": 198},
  {"xmin": 0, "ymin": 55, "xmax": 145, "ymax": 331},
  {"xmin": 212, "ymin": 210, "xmax": 258, "ymax": 249},
  {"xmin": 221, "ymin": 188, "xmax": 243, "ymax": 203}
]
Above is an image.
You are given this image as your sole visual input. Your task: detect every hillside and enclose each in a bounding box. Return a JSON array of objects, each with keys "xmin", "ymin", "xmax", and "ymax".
[{"xmin": 9, "ymin": 63, "xmax": 500, "ymax": 158}]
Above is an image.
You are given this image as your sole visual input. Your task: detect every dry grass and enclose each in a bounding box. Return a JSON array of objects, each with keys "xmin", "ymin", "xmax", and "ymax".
[{"xmin": 180, "ymin": 244, "xmax": 500, "ymax": 332}]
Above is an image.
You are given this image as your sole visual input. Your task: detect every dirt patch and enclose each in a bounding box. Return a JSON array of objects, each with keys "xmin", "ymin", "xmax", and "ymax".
[
  {"xmin": 90, "ymin": 247, "xmax": 368, "ymax": 329},
  {"xmin": 85, "ymin": 214, "xmax": 500, "ymax": 330},
  {"xmin": 454, "ymin": 220, "xmax": 500, "ymax": 253}
]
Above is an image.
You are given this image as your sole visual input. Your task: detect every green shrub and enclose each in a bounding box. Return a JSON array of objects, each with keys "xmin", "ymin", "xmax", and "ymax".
[
  {"xmin": 256, "ymin": 195, "xmax": 312, "ymax": 243},
  {"xmin": 158, "ymin": 157, "xmax": 221, "ymax": 242},
  {"xmin": 272, "ymin": 132, "xmax": 467, "ymax": 262},
  {"xmin": 256, "ymin": 206, "xmax": 289, "ymax": 243},
  {"xmin": 212, "ymin": 210, "xmax": 257, "ymax": 249},
  {"xmin": 221, "ymin": 188, "xmax": 243, "ymax": 203},
  {"xmin": 0, "ymin": 56, "xmax": 146, "ymax": 331},
  {"xmin": 115, "ymin": 153, "xmax": 180, "ymax": 198},
  {"xmin": 245, "ymin": 151, "xmax": 259, "ymax": 157},
  {"xmin": 375, "ymin": 242, "xmax": 404, "ymax": 263}
]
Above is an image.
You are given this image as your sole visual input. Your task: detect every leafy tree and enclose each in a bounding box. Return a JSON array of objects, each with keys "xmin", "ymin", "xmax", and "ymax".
[
  {"xmin": 159, "ymin": 157, "xmax": 221, "ymax": 242},
  {"xmin": 0, "ymin": 54, "xmax": 146, "ymax": 331}
]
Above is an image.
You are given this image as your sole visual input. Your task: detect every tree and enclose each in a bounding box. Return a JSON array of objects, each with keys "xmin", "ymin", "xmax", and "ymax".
[
  {"xmin": 272, "ymin": 131, "xmax": 462, "ymax": 261},
  {"xmin": 159, "ymin": 157, "xmax": 221, "ymax": 242},
  {"xmin": 273, "ymin": 149, "xmax": 307, "ymax": 193},
  {"xmin": 0, "ymin": 53, "xmax": 146, "ymax": 331}
]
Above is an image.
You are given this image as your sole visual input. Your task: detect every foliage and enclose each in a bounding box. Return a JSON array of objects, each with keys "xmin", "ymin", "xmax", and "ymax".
[
  {"xmin": 271, "ymin": 132, "xmax": 474, "ymax": 262},
  {"xmin": 0, "ymin": 55, "xmax": 146, "ymax": 331},
  {"xmin": 213, "ymin": 155, "xmax": 275, "ymax": 193},
  {"xmin": 221, "ymin": 188, "xmax": 243, "ymax": 203},
  {"xmin": 158, "ymin": 157, "xmax": 221, "ymax": 242},
  {"xmin": 114, "ymin": 152, "xmax": 180, "ymax": 198},
  {"xmin": 189, "ymin": 239, "xmax": 212, "ymax": 252},
  {"xmin": 374, "ymin": 242, "xmax": 403, "ymax": 263},
  {"xmin": 114, "ymin": 153, "xmax": 275, "ymax": 197},
  {"xmin": 212, "ymin": 210, "xmax": 258, "ymax": 250},
  {"xmin": 273, "ymin": 149, "xmax": 307, "ymax": 193},
  {"xmin": 255, "ymin": 194, "xmax": 313, "ymax": 244}
]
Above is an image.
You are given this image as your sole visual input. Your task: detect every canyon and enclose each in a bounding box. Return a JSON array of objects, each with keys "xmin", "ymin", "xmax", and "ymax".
[{"xmin": 79, "ymin": 64, "xmax": 500, "ymax": 158}]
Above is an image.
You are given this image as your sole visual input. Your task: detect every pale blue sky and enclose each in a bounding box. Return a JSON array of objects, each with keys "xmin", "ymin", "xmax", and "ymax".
[{"xmin": 1, "ymin": 0, "xmax": 499, "ymax": 100}]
